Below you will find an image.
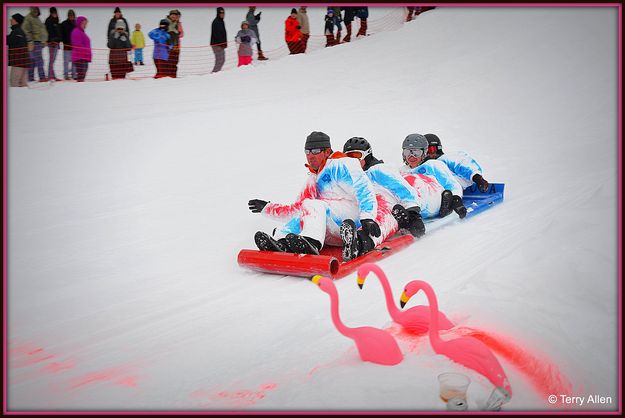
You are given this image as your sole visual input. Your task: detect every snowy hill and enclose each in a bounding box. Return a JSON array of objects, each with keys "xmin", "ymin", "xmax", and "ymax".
[{"xmin": 6, "ymin": 6, "xmax": 619, "ymax": 412}]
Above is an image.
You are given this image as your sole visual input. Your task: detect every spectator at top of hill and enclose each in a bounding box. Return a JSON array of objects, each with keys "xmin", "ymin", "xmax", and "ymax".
[
  {"xmin": 107, "ymin": 7, "xmax": 129, "ymax": 40},
  {"xmin": 210, "ymin": 7, "xmax": 227, "ymax": 73},
  {"xmin": 341, "ymin": 6, "xmax": 358, "ymax": 42},
  {"xmin": 296, "ymin": 6, "xmax": 310, "ymax": 53},
  {"xmin": 60, "ymin": 9, "xmax": 75, "ymax": 80},
  {"xmin": 285, "ymin": 8, "xmax": 303, "ymax": 55},
  {"xmin": 7, "ymin": 13, "xmax": 31, "ymax": 87},
  {"xmin": 45, "ymin": 7, "xmax": 62, "ymax": 81},
  {"xmin": 246, "ymin": 6, "xmax": 267, "ymax": 60}
]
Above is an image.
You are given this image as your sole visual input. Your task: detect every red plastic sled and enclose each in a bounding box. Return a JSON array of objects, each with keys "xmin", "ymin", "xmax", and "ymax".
[{"xmin": 237, "ymin": 234, "xmax": 415, "ymax": 280}]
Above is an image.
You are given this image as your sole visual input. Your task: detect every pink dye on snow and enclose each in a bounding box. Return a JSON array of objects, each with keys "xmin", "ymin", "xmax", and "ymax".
[
  {"xmin": 9, "ymin": 342, "xmax": 57, "ymax": 368},
  {"xmin": 68, "ymin": 367, "xmax": 139, "ymax": 390},
  {"xmin": 192, "ymin": 383, "xmax": 278, "ymax": 407},
  {"xmin": 41, "ymin": 359, "xmax": 76, "ymax": 374}
]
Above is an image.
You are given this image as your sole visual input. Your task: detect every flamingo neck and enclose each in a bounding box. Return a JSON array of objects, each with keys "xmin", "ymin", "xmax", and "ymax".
[
  {"xmin": 420, "ymin": 283, "xmax": 443, "ymax": 347},
  {"xmin": 367, "ymin": 265, "xmax": 401, "ymax": 318},
  {"xmin": 327, "ymin": 285, "xmax": 351, "ymax": 337}
]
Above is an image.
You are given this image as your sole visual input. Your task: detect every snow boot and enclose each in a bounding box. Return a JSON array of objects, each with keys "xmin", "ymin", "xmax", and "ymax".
[
  {"xmin": 255, "ymin": 231, "xmax": 289, "ymax": 252},
  {"xmin": 472, "ymin": 173, "xmax": 490, "ymax": 193},
  {"xmin": 340, "ymin": 219, "xmax": 359, "ymax": 261},
  {"xmin": 392, "ymin": 204, "xmax": 425, "ymax": 238},
  {"xmin": 451, "ymin": 195, "xmax": 467, "ymax": 219},
  {"xmin": 439, "ymin": 190, "xmax": 454, "ymax": 218},
  {"xmin": 357, "ymin": 230, "xmax": 375, "ymax": 255},
  {"xmin": 258, "ymin": 50, "xmax": 268, "ymax": 61},
  {"xmin": 285, "ymin": 233, "xmax": 321, "ymax": 255}
]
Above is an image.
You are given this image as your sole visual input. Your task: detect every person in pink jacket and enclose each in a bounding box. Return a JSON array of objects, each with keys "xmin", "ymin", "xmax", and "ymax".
[{"xmin": 71, "ymin": 16, "xmax": 91, "ymax": 82}]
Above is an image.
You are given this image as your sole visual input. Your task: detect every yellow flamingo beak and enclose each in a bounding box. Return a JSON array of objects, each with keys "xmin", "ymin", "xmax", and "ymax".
[
  {"xmin": 311, "ymin": 275, "xmax": 322, "ymax": 285},
  {"xmin": 399, "ymin": 291, "xmax": 410, "ymax": 308},
  {"xmin": 356, "ymin": 275, "xmax": 365, "ymax": 289}
]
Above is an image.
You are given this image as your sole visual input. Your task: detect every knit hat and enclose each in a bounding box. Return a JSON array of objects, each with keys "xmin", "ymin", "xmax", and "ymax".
[
  {"xmin": 114, "ymin": 7, "xmax": 121, "ymax": 13},
  {"xmin": 169, "ymin": 9, "xmax": 180, "ymax": 16},
  {"xmin": 115, "ymin": 19, "xmax": 125, "ymax": 29},
  {"xmin": 305, "ymin": 132, "xmax": 331, "ymax": 150},
  {"xmin": 50, "ymin": 7, "xmax": 57, "ymax": 14},
  {"xmin": 217, "ymin": 7, "xmax": 224, "ymax": 13},
  {"xmin": 159, "ymin": 19, "xmax": 169, "ymax": 27},
  {"xmin": 291, "ymin": 8, "xmax": 297, "ymax": 14},
  {"xmin": 241, "ymin": 20, "xmax": 249, "ymax": 27},
  {"xmin": 12, "ymin": 13, "xmax": 24, "ymax": 25}
]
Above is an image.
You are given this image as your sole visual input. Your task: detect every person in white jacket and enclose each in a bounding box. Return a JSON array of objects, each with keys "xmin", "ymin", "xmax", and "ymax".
[{"xmin": 248, "ymin": 131, "xmax": 381, "ymax": 260}]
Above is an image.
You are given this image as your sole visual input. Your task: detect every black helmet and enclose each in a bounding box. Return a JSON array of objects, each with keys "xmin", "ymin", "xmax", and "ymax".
[
  {"xmin": 343, "ymin": 137, "xmax": 371, "ymax": 153},
  {"xmin": 425, "ymin": 133, "xmax": 444, "ymax": 157}
]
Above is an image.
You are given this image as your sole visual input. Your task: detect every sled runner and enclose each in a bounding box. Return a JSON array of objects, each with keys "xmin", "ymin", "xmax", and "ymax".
[{"xmin": 238, "ymin": 183, "xmax": 505, "ymax": 279}]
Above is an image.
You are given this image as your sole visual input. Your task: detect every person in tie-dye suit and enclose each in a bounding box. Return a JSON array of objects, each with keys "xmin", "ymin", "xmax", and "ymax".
[
  {"xmin": 424, "ymin": 133, "xmax": 490, "ymax": 193},
  {"xmin": 400, "ymin": 133, "xmax": 468, "ymax": 219},
  {"xmin": 248, "ymin": 131, "xmax": 381, "ymax": 259}
]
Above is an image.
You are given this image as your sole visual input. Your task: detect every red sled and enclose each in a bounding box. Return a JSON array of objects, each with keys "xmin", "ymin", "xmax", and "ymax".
[{"xmin": 237, "ymin": 234, "xmax": 415, "ymax": 280}]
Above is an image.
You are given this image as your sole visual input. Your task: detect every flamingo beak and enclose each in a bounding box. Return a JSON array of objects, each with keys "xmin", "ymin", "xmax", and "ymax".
[
  {"xmin": 310, "ymin": 275, "xmax": 322, "ymax": 285},
  {"xmin": 399, "ymin": 291, "xmax": 410, "ymax": 308},
  {"xmin": 356, "ymin": 275, "xmax": 365, "ymax": 289}
]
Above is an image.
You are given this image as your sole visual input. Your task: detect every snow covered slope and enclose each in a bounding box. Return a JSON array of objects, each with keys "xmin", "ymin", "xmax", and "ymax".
[{"xmin": 5, "ymin": 6, "xmax": 619, "ymax": 412}]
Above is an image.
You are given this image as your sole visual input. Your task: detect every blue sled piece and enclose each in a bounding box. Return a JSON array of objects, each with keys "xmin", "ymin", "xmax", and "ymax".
[{"xmin": 463, "ymin": 182, "xmax": 505, "ymax": 219}]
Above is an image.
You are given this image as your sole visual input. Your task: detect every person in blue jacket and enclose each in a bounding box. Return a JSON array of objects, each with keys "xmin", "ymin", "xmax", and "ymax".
[
  {"xmin": 148, "ymin": 19, "xmax": 171, "ymax": 79},
  {"xmin": 343, "ymin": 137, "xmax": 426, "ymax": 255},
  {"xmin": 248, "ymin": 131, "xmax": 381, "ymax": 261},
  {"xmin": 400, "ymin": 133, "xmax": 467, "ymax": 218},
  {"xmin": 425, "ymin": 133, "xmax": 490, "ymax": 193}
]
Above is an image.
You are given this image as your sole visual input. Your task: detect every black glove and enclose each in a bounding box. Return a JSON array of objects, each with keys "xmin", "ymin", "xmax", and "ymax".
[
  {"xmin": 241, "ymin": 35, "xmax": 251, "ymax": 43},
  {"xmin": 248, "ymin": 199, "xmax": 268, "ymax": 213},
  {"xmin": 255, "ymin": 12, "xmax": 261, "ymax": 20},
  {"xmin": 296, "ymin": 25, "xmax": 301, "ymax": 29},
  {"xmin": 472, "ymin": 174, "xmax": 490, "ymax": 193},
  {"xmin": 360, "ymin": 219, "xmax": 381, "ymax": 238}
]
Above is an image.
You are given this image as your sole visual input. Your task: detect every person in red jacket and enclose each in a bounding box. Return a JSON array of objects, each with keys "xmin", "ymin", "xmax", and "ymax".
[{"xmin": 284, "ymin": 8, "xmax": 302, "ymax": 55}]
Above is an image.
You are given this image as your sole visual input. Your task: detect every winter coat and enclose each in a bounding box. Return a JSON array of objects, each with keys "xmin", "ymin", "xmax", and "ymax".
[
  {"xmin": 324, "ymin": 15, "xmax": 335, "ymax": 35},
  {"xmin": 166, "ymin": 18, "xmax": 182, "ymax": 46},
  {"xmin": 23, "ymin": 12, "xmax": 48, "ymax": 43},
  {"xmin": 148, "ymin": 28, "xmax": 171, "ymax": 60},
  {"xmin": 107, "ymin": 16, "xmax": 129, "ymax": 38},
  {"xmin": 45, "ymin": 15, "xmax": 62, "ymax": 43},
  {"xmin": 356, "ymin": 7, "xmax": 369, "ymax": 19},
  {"xmin": 235, "ymin": 29, "xmax": 257, "ymax": 57},
  {"xmin": 130, "ymin": 30, "xmax": 145, "ymax": 48},
  {"xmin": 284, "ymin": 16, "xmax": 302, "ymax": 42},
  {"xmin": 245, "ymin": 10, "xmax": 261, "ymax": 39},
  {"xmin": 7, "ymin": 24, "xmax": 31, "ymax": 68},
  {"xmin": 262, "ymin": 153, "xmax": 378, "ymax": 225},
  {"xmin": 297, "ymin": 8, "xmax": 310, "ymax": 34},
  {"xmin": 108, "ymin": 29, "xmax": 131, "ymax": 49},
  {"xmin": 437, "ymin": 151, "xmax": 484, "ymax": 189},
  {"xmin": 71, "ymin": 17, "xmax": 91, "ymax": 62},
  {"xmin": 60, "ymin": 18, "xmax": 75, "ymax": 50},
  {"xmin": 365, "ymin": 163, "xmax": 421, "ymax": 210},
  {"xmin": 401, "ymin": 159, "xmax": 464, "ymax": 196},
  {"xmin": 108, "ymin": 29, "xmax": 132, "ymax": 76},
  {"xmin": 211, "ymin": 15, "xmax": 227, "ymax": 47}
]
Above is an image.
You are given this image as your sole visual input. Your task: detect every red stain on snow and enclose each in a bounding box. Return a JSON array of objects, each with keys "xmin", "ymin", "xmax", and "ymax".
[
  {"xmin": 68, "ymin": 367, "xmax": 139, "ymax": 390},
  {"xmin": 41, "ymin": 359, "xmax": 76, "ymax": 374},
  {"xmin": 385, "ymin": 323, "xmax": 428, "ymax": 353},
  {"xmin": 9, "ymin": 342, "xmax": 57, "ymax": 368},
  {"xmin": 192, "ymin": 383, "xmax": 278, "ymax": 407}
]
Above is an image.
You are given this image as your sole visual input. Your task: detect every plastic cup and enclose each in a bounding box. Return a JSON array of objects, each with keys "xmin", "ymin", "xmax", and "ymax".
[
  {"xmin": 438, "ymin": 372, "xmax": 471, "ymax": 405},
  {"xmin": 484, "ymin": 387, "xmax": 511, "ymax": 411}
]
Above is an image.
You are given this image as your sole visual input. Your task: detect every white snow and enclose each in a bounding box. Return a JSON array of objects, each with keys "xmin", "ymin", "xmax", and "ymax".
[{"xmin": 6, "ymin": 5, "xmax": 620, "ymax": 412}]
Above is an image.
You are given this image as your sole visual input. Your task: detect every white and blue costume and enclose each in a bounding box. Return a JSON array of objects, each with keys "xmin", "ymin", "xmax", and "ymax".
[
  {"xmin": 401, "ymin": 159, "xmax": 464, "ymax": 196},
  {"xmin": 261, "ymin": 153, "xmax": 378, "ymax": 248},
  {"xmin": 436, "ymin": 151, "xmax": 484, "ymax": 189}
]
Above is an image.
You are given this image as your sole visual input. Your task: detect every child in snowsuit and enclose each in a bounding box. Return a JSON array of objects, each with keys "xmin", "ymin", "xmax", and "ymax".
[
  {"xmin": 235, "ymin": 21, "xmax": 257, "ymax": 67},
  {"xmin": 131, "ymin": 23, "xmax": 145, "ymax": 65},
  {"xmin": 148, "ymin": 19, "xmax": 171, "ymax": 78}
]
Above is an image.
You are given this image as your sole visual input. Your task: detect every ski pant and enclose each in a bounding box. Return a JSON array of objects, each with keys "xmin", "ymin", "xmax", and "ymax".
[
  {"xmin": 211, "ymin": 45, "xmax": 225, "ymax": 73},
  {"xmin": 357, "ymin": 19, "xmax": 367, "ymax": 36},
  {"xmin": 300, "ymin": 33, "xmax": 309, "ymax": 52},
  {"xmin": 74, "ymin": 60, "xmax": 88, "ymax": 82},
  {"xmin": 372, "ymin": 194, "xmax": 399, "ymax": 246},
  {"xmin": 134, "ymin": 48, "xmax": 143, "ymax": 63},
  {"xmin": 29, "ymin": 42, "xmax": 45, "ymax": 81},
  {"xmin": 275, "ymin": 198, "xmax": 363, "ymax": 248},
  {"xmin": 238, "ymin": 55, "xmax": 252, "ymax": 67},
  {"xmin": 154, "ymin": 59, "xmax": 167, "ymax": 78},
  {"xmin": 167, "ymin": 46, "xmax": 180, "ymax": 77},
  {"xmin": 47, "ymin": 43, "xmax": 59, "ymax": 79},
  {"xmin": 63, "ymin": 49, "xmax": 74, "ymax": 79},
  {"xmin": 403, "ymin": 173, "xmax": 445, "ymax": 218}
]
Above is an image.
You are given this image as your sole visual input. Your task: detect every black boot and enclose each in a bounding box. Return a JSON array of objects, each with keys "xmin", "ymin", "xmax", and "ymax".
[
  {"xmin": 340, "ymin": 219, "xmax": 359, "ymax": 261},
  {"xmin": 284, "ymin": 234, "xmax": 321, "ymax": 255},
  {"xmin": 472, "ymin": 173, "xmax": 490, "ymax": 193},
  {"xmin": 255, "ymin": 231, "xmax": 289, "ymax": 252},
  {"xmin": 392, "ymin": 204, "xmax": 411, "ymax": 229},
  {"xmin": 451, "ymin": 195, "xmax": 467, "ymax": 219},
  {"xmin": 357, "ymin": 230, "xmax": 375, "ymax": 255},
  {"xmin": 439, "ymin": 190, "xmax": 454, "ymax": 218},
  {"xmin": 392, "ymin": 204, "xmax": 425, "ymax": 238}
]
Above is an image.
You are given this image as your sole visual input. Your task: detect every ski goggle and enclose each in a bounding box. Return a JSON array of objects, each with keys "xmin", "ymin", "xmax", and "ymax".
[
  {"xmin": 305, "ymin": 148, "xmax": 326, "ymax": 155},
  {"xmin": 402, "ymin": 148, "xmax": 425, "ymax": 158},
  {"xmin": 346, "ymin": 149, "xmax": 372, "ymax": 160}
]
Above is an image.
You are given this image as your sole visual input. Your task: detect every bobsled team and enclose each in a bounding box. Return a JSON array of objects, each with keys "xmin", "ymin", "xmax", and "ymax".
[{"xmin": 248, "ymin": 131, "xmax": 490, "ymax": 261}]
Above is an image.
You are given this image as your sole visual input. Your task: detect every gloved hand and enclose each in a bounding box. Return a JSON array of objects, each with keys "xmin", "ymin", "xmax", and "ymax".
[
  {"xmin": 241, "ymin": 35, "xmax": 251, "ymax": 43},
  {"xmin": 472, "ymin": 174, "xmax": 490, "ymax": 193},
  {"xmin": 27, "ymin": 42, "xmax": 34, "ymax": 51},
  {"xmin": 255, "ymin": 12, "xmax": 261, "ymax": 20},
  {"xmin": 296, "ymin": 25, "xmax": 301, "ymax": 29},
  {"xmin": 360, "ymin": 218, "xmax": 381, "ymax": 238},
  {"xmin": 248, "ymin": 199, "xmax": 268, "ymax": 213}
]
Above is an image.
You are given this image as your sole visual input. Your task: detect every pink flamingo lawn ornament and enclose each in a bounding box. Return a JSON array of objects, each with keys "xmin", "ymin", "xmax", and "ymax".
[
  {"xmin": 400, "ymin": 280, "xmax": 513, "ymax": 397},
  {"xmin": 310, "ymin": 275, "xmax": 403, "ymax": 366},
  {"xmin": 356, "ymin": 263, "xmax": 455, "ymax": 334}
]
